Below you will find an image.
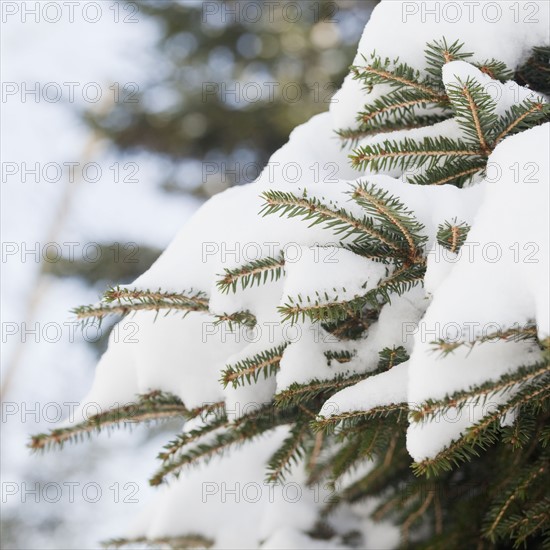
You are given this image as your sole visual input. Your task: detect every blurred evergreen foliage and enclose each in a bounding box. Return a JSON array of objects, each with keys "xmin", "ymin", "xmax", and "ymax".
[{"xmin": 85, "ymin": 0, "xmax": 376, "ymax": 198}]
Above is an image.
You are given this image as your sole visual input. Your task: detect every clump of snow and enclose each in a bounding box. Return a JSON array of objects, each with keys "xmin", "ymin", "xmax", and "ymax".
[
  {"xmin": 407, "ymin": 123, "xmax": 549, "ymax": 460},
  {"xmin": 282, "ymin": 246, "xmax": 387, "ymax": 302}
]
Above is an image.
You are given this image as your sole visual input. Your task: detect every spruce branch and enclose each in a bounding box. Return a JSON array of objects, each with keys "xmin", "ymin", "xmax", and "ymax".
[
  {"xmin": 279, "ymin": 259, "xmax": 425, "ymax": 325},
  {"xmin": 492, "ymin": 99, "xmax": 550, "ymax": 147},
  {"xmin": 352, "ymin": 55, "xmax": 446, "ymax": 101},
  {"xmin": 378, "ymin": 346, "xmax": 409, "ymax": 370},
  {"xmin": 260, "ymin": 189, "xmax": 399, "ymax": 257},
  {"xmin": 351, "ymin": 95, "xmax": 548, "ymax": 182},
  {"xmin": 401, "ymin": 491, "xmax": 435, "ymax": 544},
  {"xmin": 431, "ymin": 323, "xmax": 539, "ymax": 356},
  {"xmin": 350, "ymin": 136, "xmax": 485, "ymax": 173},
  {"xmin": 340, "ymin": 39, "xmax": 498, "ymax": 168},
  {"xmin": 436, "ymin": 220, "xmax": 471, "ymax": 252},
  {"xmin": 29, "ymin": 392, "xmax": 188, "ymax": 451},
  {"xmin": 540, "ymin": 425, "xmax": 550, "ymax": 448},
  {"xmin": 265, "ymin": 421, "xmax": 309, "ymax": 482},
  {"xmin": 337, "ymin": 115, "xmax": 449, "ymax": 146},
  {"xmin": 214, "ymin": 310, "xmax": 257, "ymax": 328},
  {"xmin": 410, "ymin": 362, "xmax": 550, "ymax": 423},
  {"xmin": 330, "ymin": 421, "xmax": 403, "ymax": 482},
  {"xmin": 495, "ymin": 498, "xmax": 550, "ymax": 547},
  {"xmin": 221, "ymin": 344, "xmax": 288, "ymax": 388},
  {"xmin": 185, "ymin": 400, "xmax": 225, "ymax": 421},
  {"xmin": 314, "ymin": 403, "xmax": 409, "ymax": 434},
  {"xmin": 515, "ymin": 45, "xmax": 550, "ymax": 96},
  {"xmin": 483, "ymin": 457, "xmax": 548, "ymax": 542},
  {"xmin": 158, "ymin": 413, "xmax": 230, "ymax": 462},
  {"xmin": 357, "ymin": 89, "xmax": 452, "ymax": 135},
  {"xmin": 360, "ymin": 94, "xmax": 437, "ymax": 124},
  {"xmin": 103, "ymin": 534, "xmax": 213, "ymax": 549},
  {"xmin": 368, "ymin": 260, "xmax": 426, "ymax": 304},
  {"xmin": 150, "ymin": 429, "xmax": 249, "ymax": 486},
  {"xmin": 307, "ymin": 431, "xmax": 325, "ymax": 473},
  {"xmin": 324, "ymin": 350, "xmax": 355, "ymax": 365},
  {"xmin": 283, "ymin": 260, "xmax": 425, "ymax": 326},
  {"xmin": 413, "ymin": 382, "xmax": 550, "ymax": 477},
  {"xmin": 351, "ymin": 181, "xmax": 427, "ymax": 262},
  {"xmin": 274, "ymin": 373, "xmax": 369, "ymax": 409},
  {"xmin": 216, "ymin": 254, "xmax": 285, "ymax": 294},
  {"xmin": 424, "ymin": 38, "xmax": 473, "ymax": 81},
  {"xmin": 410, "ymin": 158, "xmax": 485, "ymax": 186},
  {"xmin": 73, "ymin": 287, "xmax": 209, "ymax": 321},
  {"xmin": 446, "ymin": 77, "xmax": 498, "ymax": 153},
  {"xmin": 321, "ymin": 309, "xmax": 372, "ymax": 341},
  {"xmin": 150, "ymin": 404, "xmax": 292, "ymax": 485},
  {"xmin": 279, "ymin": 292, "xmax": 371, "ymax": 324},
  {"xmin": 328, "ymin": 436, "xmax": 410, "ymax": 509},
  {"xmin": 473, "ymin": 59, "xmax": 513, "ymax": 82},
  {"xmin": 372, "ymin": 478, "xmax": 444, "ymax": 528},
  {"xmin": 501, "ymin": 412, "xmax": 537, "ymax": 450},
  {"xmin": 329, "ymin": 433, "xmax": 370, "ymax": 481},
  {"xmin": 337, "ymin": 127, "xmax": 375, "ymax": 145}
]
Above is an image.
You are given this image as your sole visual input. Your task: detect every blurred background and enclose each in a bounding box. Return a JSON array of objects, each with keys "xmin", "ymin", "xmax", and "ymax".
[{"xmin": 1, "ymin": 1, "xmax": 376, "ymax": 547}]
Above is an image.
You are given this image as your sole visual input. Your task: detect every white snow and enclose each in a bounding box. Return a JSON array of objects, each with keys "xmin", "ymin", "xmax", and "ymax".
[{"xmin": 320, "ymin": 361, "xmax": 410, "ymax": 419}]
